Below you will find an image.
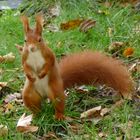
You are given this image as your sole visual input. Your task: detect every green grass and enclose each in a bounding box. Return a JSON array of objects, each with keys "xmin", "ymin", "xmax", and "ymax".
[{"xmin": 0, "ymin": 1, "xmax": 140, "ymax": 140}]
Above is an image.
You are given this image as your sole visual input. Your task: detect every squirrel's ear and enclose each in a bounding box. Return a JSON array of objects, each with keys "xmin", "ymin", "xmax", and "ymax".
[
  {"xmin": 35, "ymin": 13, "xmax": 44, "ymax": 36},
  {"xmin": 15, "ymin": 44, "xmax": 23, "ymax": 54},
  {"xmin": 20, "ymin": 16, "xmax": 30, "ymax": 34}
]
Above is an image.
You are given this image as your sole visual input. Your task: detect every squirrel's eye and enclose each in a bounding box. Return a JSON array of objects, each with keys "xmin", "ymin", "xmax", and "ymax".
[
  {"xmin": 24, "ymin": 39, "xmax": 27, "ymax": 43},
  {"xmin": 38, "ymin": 38, "xmax": 42, "ymax": 42}
]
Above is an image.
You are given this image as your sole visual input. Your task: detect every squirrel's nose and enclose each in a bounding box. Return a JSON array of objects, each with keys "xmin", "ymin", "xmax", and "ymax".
[
  {"xmin": 30, "ymin": 47, "xmax": 35, "ymax": 52},
  {"xmin": 29, "ymin": 45, "xmax": 36, "ymax": 52}
]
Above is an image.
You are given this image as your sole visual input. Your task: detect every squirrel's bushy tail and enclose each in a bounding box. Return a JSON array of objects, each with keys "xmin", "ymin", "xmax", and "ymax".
[{"xmin": 59, "ymin": 51, "xmax": 135, "ymax": 99}]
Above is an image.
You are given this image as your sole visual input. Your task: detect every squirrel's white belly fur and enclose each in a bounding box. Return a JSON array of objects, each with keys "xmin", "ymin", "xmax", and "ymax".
[{"xmin": 26, "ymin": 50, "xmax": 49, "ymax": 98}]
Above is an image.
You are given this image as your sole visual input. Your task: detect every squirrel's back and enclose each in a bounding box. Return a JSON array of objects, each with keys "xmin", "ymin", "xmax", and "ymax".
[{"xmin": 59, "ymin": 51, "xmax": 134, "ymax": 99}]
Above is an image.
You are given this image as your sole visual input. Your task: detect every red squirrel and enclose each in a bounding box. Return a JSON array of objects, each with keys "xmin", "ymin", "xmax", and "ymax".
[{"xmin": 16, "ymin": 14, "xmax": 134, "ymax": 120}]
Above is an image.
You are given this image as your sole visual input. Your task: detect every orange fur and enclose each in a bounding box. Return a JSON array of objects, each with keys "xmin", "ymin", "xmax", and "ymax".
[
  {"xmin": 60, "ymin": 51, "xmax": 134, "ymax": 99},
  {"xmin": 22, "ymin": 80, "xmax": 42, "ymax": 113}
]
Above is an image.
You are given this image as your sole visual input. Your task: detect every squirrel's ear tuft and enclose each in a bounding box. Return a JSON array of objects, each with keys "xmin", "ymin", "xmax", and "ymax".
[
  {"xmin": 20, "ymin": 15, "xmax": 30, "ymax": 34},
  {"xmin": 35, "ymin": 13, "xmax": 44, "ymax": 36}
]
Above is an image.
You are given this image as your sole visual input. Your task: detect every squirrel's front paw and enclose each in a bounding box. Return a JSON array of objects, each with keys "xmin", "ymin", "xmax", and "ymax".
[
  {"xmin": 26, "ymin": 74, "xmax": 36, "ymax": 82},
  {"xmin": 38, "ymin": 71, "xmax": 47, "ymax": 79}
]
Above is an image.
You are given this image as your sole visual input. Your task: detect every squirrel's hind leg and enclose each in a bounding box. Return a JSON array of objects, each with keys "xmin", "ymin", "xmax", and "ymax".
[{"xmin": 22, "ymin": 83, "xmax": 42, "ymax": 114}]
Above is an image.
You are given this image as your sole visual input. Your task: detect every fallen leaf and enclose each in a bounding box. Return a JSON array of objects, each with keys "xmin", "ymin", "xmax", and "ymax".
[
  {"xmin": 123, "ymin": 47, "xmax": 134, "ymax": 57},
  {"xmin": 98, "ymin": 132, "xmax": 108, "ymax": 138},
  {"xmin": 60, "ymin": 19, "xmax": 84, "ymax": 30},
  {"xmin": 17, "ymin": 113, "xmax": 38, "ymax": 133},
  {"xmin": 0, "ymin": 52, "xmax": 15, "ymax": 63},
  {"xmin": 46, "ymin": 24, "xmax": 59, "ymax": 32},
  {"xmin": 0, "ymin": 125, "xmax": 8, "ymax": 137},
  {"xmin": 80, "ymin": 106, "xmax": 101, "ymax": 119},
  {"xmin": 129, "ymin": 63, "xmax": 137, "ymax": 73},
  {"xmin": 60, "ymin": 18, "xmax": 96, "ymax": 32},
  {"xmin": 43, "ymin": 131, "xmax": 60, "ymax": 140},
  {"xmin": 17, "ymin": 113, "xmax": 33, "ymax": 127},
  {"xmin": 129, "ymin": 61, "xmax": 140, "ymax": 73},
  {"xmin": 0, "ymin": 82, "xmax": 7, "ymax": 90},
  {"xmin": 75, "ymin": 85, "xmax": 89, "ymax": 94},
  {"xmin": 80, "ymin": 106, "xmax": 111, "ymax": 119},
  {"xmin": 108, "ymin": 41, "xmax": 125, "ymax": 52},
  {"xmin": 48, "ymin": 4, "xmax": 60, "ymax": 18},
  {"xmin": 79, "ymin": 19, "xmax": 96, "ymax": 32},
  {"xmin": 100, "ymin": 108, "xmax": 110, "ymax": 116},
  {"xmin": 68, "ymin": 123, "xmax": 83, "ymax": 134},
  {"xmin": 65, "ymin": 116, "xmax": 75, "ymax": 121},
  {"xmin": 17, "ymin": 126, "xmax": 38, "ymax": 133}
]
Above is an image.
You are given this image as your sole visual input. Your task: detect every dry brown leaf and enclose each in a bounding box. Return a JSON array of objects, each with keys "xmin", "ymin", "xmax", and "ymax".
[
  {"xmin": 80, "ymin": 106, "xmax": 101, "ymax": 119},
  {"xmin": 48, "ymin": 4, "xmax": 60, "ymax": 18},
  {"xmin": 98, "ymin": 132, "xmax": 108, "ymax": 138},
  {"xmin": 60, "ymin": 18, "xmax": 96, "ymax": 32},
  {"xmin": 79, "ymin": 19, "xmax": 96, "ymax": 32},
  {"xmin": 43, "ymin": 131, "xmax": 60, "ymax": 140},
  {"xmin": 65, "ymin": 116, "xmax": 75, "ymax": 121},
  {"xmin": 129, "ymin": 63, "xmax": 137, "ymax": 73},
  {"xmin": 81, "ymin": 100, "xmax": 123, "ymax": 123},
  {"xmin": 0, "ymin": 125, "xmax": 8, "ymax": 137},
  {"xmin": 75, "ymin": 85, "xmax": 89, "ymax": 94},
  {"xmin": 80, "ymin": 106, "xmax": 111, "ymax": 119},
  {"xmin": 0, "ymin": 82, "xmax": 7, "ymax": 90},
  {"xmin": 100, "ymin": 108, "xmax": 110, "ymax": 116},
  {"xmin": 0, "ymin": 52, "xmax": 15, "ymax": 63},
  {"xmin": 60, "ymin": 19, "xmax": 84, "ymax": 30},
  {"xmin": 68, "ymin": 123, "xmax": 83, "ymax": 134},
  {"xmin": 17, "ymin": 113, "xmax": 38, "ymax": 133},
  {"xmin": 17, "ymin": 126, "xmax": 38, "ymax": 133},
  {"xmin": 123, "ymin": 47, "xmax": 134, "ymax": 57},
  {"xmin": 108, "ymin": 41, "xmax": 124, "ymax": 52},
  {"xmin": 46, "ymin": 24, "xmax": 59, "ymax": 32},
  {"xmin": 129, "ymin": 61, "xmax": 140, "ymax": 73}
]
